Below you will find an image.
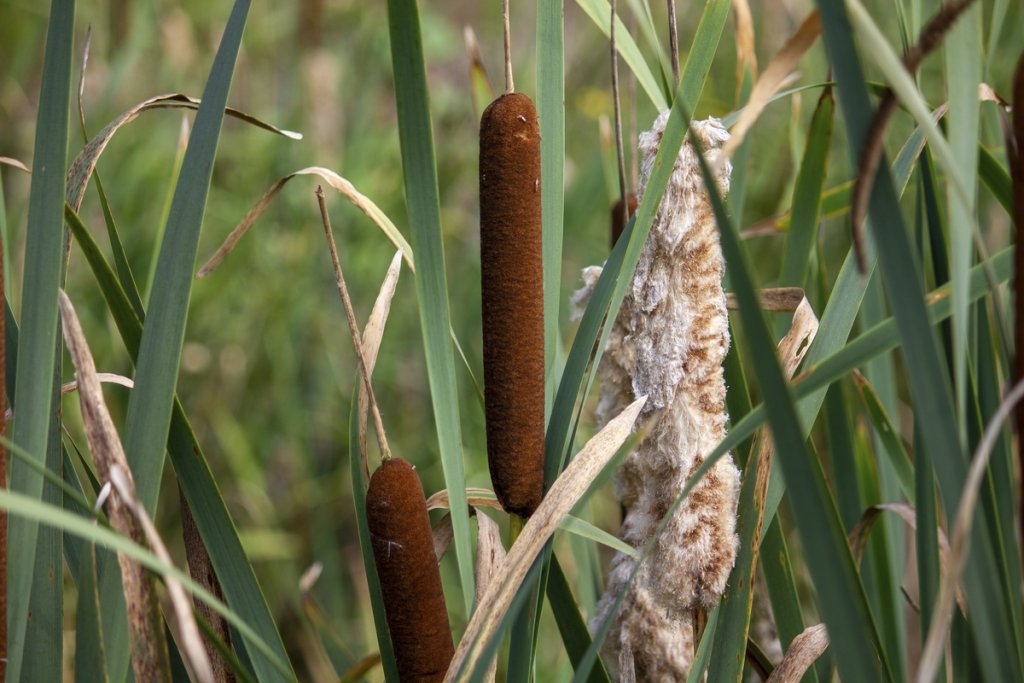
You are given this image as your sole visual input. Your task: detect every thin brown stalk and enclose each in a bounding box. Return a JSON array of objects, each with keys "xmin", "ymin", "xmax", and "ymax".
[
  {"xmin": 611, "ymin": 0, "xmax": 629, "ymax": 227},
  {"xmin": 315, "ymin": 186, "xmax": 392, "ymax": 460},
  {"xmin": 1011, "ymin": 52, "xmax": 1024, "ymax": 572},
  {"xmin": 502, "ymin": 0, "xmax": 514, "ymax": 94},
  {"xmin": 667, "ymin": 0, "xmax": 680, "ymax": 89},
  {"xmin": 850, "ymin": 0, "xmax": 977, "ymax": 271}
]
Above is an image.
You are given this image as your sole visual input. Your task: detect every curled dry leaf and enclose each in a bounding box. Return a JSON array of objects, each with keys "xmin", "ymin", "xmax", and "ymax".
[
  {"xmin": 766, "ymin": 624, "xmax": 829, "ymax": 683},
  {"xmin": 61, "ymin": 373, "xmax": 134, "ymax": 396},
  {"xmin": 445, "ymin": 396, "xmax": 647, "ymax": 682},
  {"xmin": 432, "ymin": 513, "xmax": 455, "ymax": 563},
  {"xmin": 0, "ymin": 157, "xmax": 30, "ymax": 173},
  {"xmin": 732, "ymin": 0, "xmax": 758, "ymax": 89},
  {"xmin": 722, "ymin": 10, "xmax": 821, "ymax": 159},
  {"xmin": 196, "ymin": 167, "xmax": 413, "ymax": 279},
  {"xmin": 65, "ymin": 93, "xmax": 300, "ymax": 211},
  {"xmin": 358, "ymin": 251, "xmax": 403, "ymax": 477},
  {"xmin": 58, "ymin": 290, "xmax": 174, "ymax": 683}
]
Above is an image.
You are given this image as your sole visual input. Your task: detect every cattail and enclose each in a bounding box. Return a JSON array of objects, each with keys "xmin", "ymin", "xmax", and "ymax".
[
  {"xmin": 366, "ymin": 458, "xmax": 454, "ymax": 682},
  {"xmin": 479, "ymin": 92, "xmax": 545, "ymax": 517},
  {"xmin": 579, "ymin": 114, "xmax": 740, "ymax": 680},
  {"xmin": 611, "ymin": 193, "xmax": 638, "ymax": 247}
]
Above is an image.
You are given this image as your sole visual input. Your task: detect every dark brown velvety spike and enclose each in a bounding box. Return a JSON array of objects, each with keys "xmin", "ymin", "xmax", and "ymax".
[
  {"xmin": 611, "ymin": 193, "xmax": 638, "ymax": 247},
  {"xmin": 479, "ymin": 92, "xmax": 545, "ymax": 518},
  {"xmin": 366, "ymin": 458, "xmax": 454, "ymax": 682}
]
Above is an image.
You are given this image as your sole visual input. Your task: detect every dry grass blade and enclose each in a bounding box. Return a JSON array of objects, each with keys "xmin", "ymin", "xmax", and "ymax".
[
  {"xmin": 358, "ymin": 251, "xmax": 403, "ymax": 478},
  {"xmin": 474, "ymin": 511, "xmax": 506, "ymax": 682},
  {"xmin": 58, "ymin": 290, "xmax": 174, "ymax": 683},
  {"xmin": 732, "ymin": 0, "xmax": 757, "ymax": 95},
  {"xmin": 60, "ymin": 373, "xmax": 134, "ymax": 396},
  {"xmin": 109, "ymin": 466, "xmax": 216, "ymax": 683},
  {"xmin": 726, "ymin": 287, "xmax": 807, "ymax": 313},
  {"xmin": 65, "ymin": 93, "xmax": 300, "ymax": 211},
  {"xmin": 444, "ymin": 396, "xmax": 646, "ymax": 682},
  {"xmin": 0, "ymin": 157, "xmax": 30, "ymax": 173},
  {"xmin": 766, "ymin": 624, "xmax": 829, "ymax": 683},
  {"xmin": 721, "ymin": 10, "xmax": 821, "ymax": 159},
  {"xmin": 849, "ymin": 0, "xmax": 977, "ymax": 270},
  {"xmin": 196, "ymin": 167, "xmax": 414, "ymax": 279},
  {"xmin": 917, "ymin": 378, "xmax": 1024, "ymax": 683}
]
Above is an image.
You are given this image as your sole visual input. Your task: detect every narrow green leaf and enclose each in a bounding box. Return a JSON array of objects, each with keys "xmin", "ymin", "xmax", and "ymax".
[
  {"xmin": 559, "ymin": 515, "xmax": 638, "ymax": 558},
  {"xmin": 385, "ymin": 0, "xmax": 474, "ymax": 614},
  {"xmin": 676, "ymin": 0, "xmax": 731, "ymax": 111},
  {"xmin": 779, "ymin": 88, "xmax": 833, "ymax": 291},
  {"xmin": 7, "ymin": 1, "xmax": 76, "ymax": 678},
  {"xmin": 694, "ymin": 119, "xmax": 891, "ymax": 683},
  {"xmin": 65, "ymin": 205, "xmax": 296, "ymax": 682},
  {"xmin": 943, "ymin": 0, "xmax": 982, "ymax": 439},
  {"xmin": 546, "ymin": 556, "xmax": 611, "ymax": 683},
  {"xmin": 817, "ymin": 0, "xmax": 1023, "ymax": 678},
  {"xmin": 575, "ymin": 0, "xmax": 668, "ymax": 110},
  {"xmin": 123, "ymin": 0, "xmax": 249, "ymax": 512},
  {"xmin": 538, "ymin": 0, "xmax": 565, "ymax": 419},
  {"xmin": 853, "ymin": 375, "xmax": 916, "ymax": 504}
]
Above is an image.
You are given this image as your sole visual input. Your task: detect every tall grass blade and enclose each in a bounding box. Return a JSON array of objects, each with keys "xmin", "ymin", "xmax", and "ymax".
[
  {"xmin": 65, "ymin": 205, "xmax": 296, "ymax": 682},
  {"xmin": 6, "ymin": 1, "xmax": 75, "ymax": 679},
  {"xmin": 943, "ymin": 1, "xmax": 982, "ymax": 438},
  {"xmin": 385, "ymin": 0, "xmax": 474, "ymax": 612},
  {"xmin": 694, "ymin": 123, "xmax": 891, "ymax": 683},
  {"xmin": 816, "ymin": 0, "xmax": 1023, "ymax": 678},
  {"xmin": 538, "ymin": 0, "xmax": 565, "ymax": 417},
  {"xmin": 122, "ymin": 0, "xmax": 249, "ymax": 512}
]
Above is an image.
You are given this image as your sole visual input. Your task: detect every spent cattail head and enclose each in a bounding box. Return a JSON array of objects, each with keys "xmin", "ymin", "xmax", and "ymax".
[
  {"xmin": 611, "ymin": 193, "xmax": 638, "ymax": 247},
  {"xmin": 479, "ymin": 92, "xmax": 545, "ymax": 517},
  {"xmin": 587, "ymin": 114, "xmax": 740, "ymax": 679},
  {"xmin": 366, "ymin": 458, "xmax": 454, "ymax": 681}
]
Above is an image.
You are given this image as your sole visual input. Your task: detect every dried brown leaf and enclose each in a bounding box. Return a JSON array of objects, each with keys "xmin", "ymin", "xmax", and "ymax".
[
  {"xmin": 726, "ymin": 287, "xmax": 807, "ymax": 313},
  {"xmin": 65, "ymin": 93, "xmax": 300, "ymax": 211},
  {"xmin": 58, "ymin": 290, "xmax": 174, "ymax": 683},
  {"xmin": 426, "ymin": 487, "xmax": 503, "ymax": 513},
  {"xmin": 0, "ymin": 157, "xmax": 30, "ymax": 173},
  {"xmin": 358, "ymin": 251, "xmax": 403, "ymax": 476},
  {"xmin": 61, "ymin": 373, "xmax": 134, "ymax": 396},
  {"xmin": 732, "ymin": 0, "xmax": 757, "ymax": 91},
  {"xmin": 445, "ymin": 397, "xmax": 647, "ymax": 682},
  {"xmin": 196, "ymin": 167, "xmax": 413, "ymax": 279},
  {"xmin": 722, "ymin": 10, "xmax": 821, "ymax": 159}
]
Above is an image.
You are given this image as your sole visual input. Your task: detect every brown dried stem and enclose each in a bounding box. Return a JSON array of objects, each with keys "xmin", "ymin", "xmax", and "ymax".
[
  {"xmin": 611, "ymin": 0, "xmax": 629, "ymax": 228},
  {"xmin": 850, "ymin": 0, "xmax": 977, "ymax": 271},
  {"xmin": 315, "ymin": 186, "xmax": 392, "ymax": 460},
  {"xmin": 667, "ymin": 0, "xmax": 680, "ymax": 89}
]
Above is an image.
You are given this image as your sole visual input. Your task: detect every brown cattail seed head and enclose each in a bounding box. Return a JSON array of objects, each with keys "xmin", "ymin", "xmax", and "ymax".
[
  {"xmin": 611, "ymin": 193, "xmax": 638, "ymax": 247},
  {"xmin": 366, "ymin": 458, "xmax": 454, "ymax": 682},
  {"xmin": 479, "ymin": 92, "xmax": 545, "ymax": 517}
]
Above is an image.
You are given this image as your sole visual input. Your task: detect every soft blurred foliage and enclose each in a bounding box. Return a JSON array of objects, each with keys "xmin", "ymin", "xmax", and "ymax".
[{"xmin": 2, "ymin": 0, "xmax": 1021, "ymax": 678}]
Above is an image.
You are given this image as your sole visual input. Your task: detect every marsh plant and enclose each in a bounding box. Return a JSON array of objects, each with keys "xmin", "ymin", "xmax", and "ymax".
[{"xmin": 1, "ymin": 0, "xmax": 1023, "ymax": 682}]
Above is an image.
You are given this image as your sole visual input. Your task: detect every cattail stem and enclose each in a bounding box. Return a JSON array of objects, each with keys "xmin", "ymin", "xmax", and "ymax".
[
  {"xmin": 315, "ymin": 186, "xmax": 392, "ymax": 460},
  {"xmin": 667, "ymin": 0, "xmax": 680, "ymax": 89},
  {"xmin": 502, "ymin": 0, "xmax": 514, "ymax": 94},
  {"xmin": 479, "ymin": 92, "xmax": 545, "ymax": 517},
  {"xmin": 611, "ymin": 0, "xmax": 628, "ymax": 229},
  {"xmin": 366, "ymin": 458, "xmax": 454, "ymax": 681}
]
